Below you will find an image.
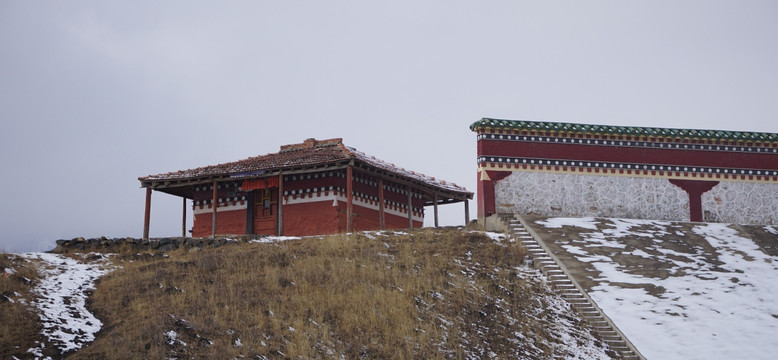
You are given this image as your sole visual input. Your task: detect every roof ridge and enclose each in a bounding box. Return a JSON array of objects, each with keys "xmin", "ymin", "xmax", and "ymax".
[{"xmin": 470, "ymin": 118, "xmax": 778, "ymax": 142}]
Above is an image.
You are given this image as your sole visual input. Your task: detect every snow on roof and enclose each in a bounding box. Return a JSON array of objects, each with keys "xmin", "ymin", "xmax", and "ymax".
[{"xmin": 139, "ymin": 138, "xmax": 470, "ymax": 195}]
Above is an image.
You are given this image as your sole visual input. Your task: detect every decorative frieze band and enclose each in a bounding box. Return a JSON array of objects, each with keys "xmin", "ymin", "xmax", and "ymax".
[
  {"xmin": 478, "ymin": 156, "xmax": 778, "ymax": 183},
  {"xmin": 284, "ymin": 186, "xmax": 424, "ymax": 213}
]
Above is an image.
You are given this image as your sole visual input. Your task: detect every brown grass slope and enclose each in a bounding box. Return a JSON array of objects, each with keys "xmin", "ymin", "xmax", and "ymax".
[
  {"xmin": 0, "ymin": 252, "xmax": 45, "ymax": 359},
  {"xmin": 6, "ymin": 228, "xmax": 617, "ymax": 359}
]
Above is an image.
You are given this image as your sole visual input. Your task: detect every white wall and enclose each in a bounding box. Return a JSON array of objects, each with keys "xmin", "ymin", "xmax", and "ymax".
[{"xmin": 494, "ymin": 172, "xmax": 690, "ymax": 221}]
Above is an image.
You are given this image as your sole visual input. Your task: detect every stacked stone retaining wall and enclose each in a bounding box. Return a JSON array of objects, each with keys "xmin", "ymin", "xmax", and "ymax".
[{"xmin": 53, "ymin": 235, "xmax": 270, "ymax": 253}]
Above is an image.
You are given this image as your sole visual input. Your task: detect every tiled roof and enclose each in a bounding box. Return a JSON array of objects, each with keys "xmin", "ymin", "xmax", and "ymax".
[
  {"xmin": 139, "ymin": 138, "xmax": 470, "ymax": 195},
  {"xmin": 470, "ymin": 118, "xmax": 778, "ymax": 143}
]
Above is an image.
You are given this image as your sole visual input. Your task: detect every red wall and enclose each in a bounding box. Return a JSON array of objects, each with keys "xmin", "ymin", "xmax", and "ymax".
[
  {"xmin": 192, "ymin": 208, "xmax": 247, "ymax": 237},
  {"xmin": 282, "ymin": 201, "xmax": 341, "ymax": 236},
  {"xmin": 478, "ymin": 139, "xmax": 778, "ymax": 171},
  {"xmin": 191, "ymin": 169, "xmax": 426, "ymax": 237},
  {"xmin": 191, "ymin": 200, "xmax": 423, "ymax": 238}
]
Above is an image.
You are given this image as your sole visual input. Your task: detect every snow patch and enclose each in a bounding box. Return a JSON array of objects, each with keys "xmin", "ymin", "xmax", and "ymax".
[
  {"xmin": 537, "ymin": 217, "xmax": 600, "ymax": 230},
  {"xmin": 20, "ymin": 252, "xmax": 113, "ymax": 355},
  {"xmin": 537, "ymin": 217, "xmax": 778, "ymax": 360},
  {"xmin": 249, "ymin": 236, "xmax": 302, "ymax": 244}
]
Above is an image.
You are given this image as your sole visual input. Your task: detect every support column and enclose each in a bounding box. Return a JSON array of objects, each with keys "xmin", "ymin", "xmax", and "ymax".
[
  {"xmin": 277, "ymin": 173, "xmax": 284, "ymax": 236},
  {"xmin": 669, "ymin": 179, "xmax": 719, "ymax": 222},
  {"xmin": 246, "ymin": 191, "xmax": 254, "ymax": 235},
  {"xmin": 464, "ymin": 199, "xmax": 470, "ymax": 225},
  {"xmin": 407, "ymin": 185, "xmax": 413, "ymax": 229},
  {"xmin": 477, "ymin": 168, "xmax": 511, "ymax": 221},
  {"xmin": 378, "ymin": 177, "xmax": 385, "ymax": 230},
  {"xmin": 143, "ymin": 188, "xmax": 152, "ymax": 240},
  {"xmin": 181, "ymin": 197, "xmax": 187, "ymax": 238},
  {"xmin": 211, "ymin": 181, "xmax": 218, "ymax": 236},
  {"xmin": 433, "ymin": 192, "xmax": 439, "ymax": 228},
  {"xmin": 346, "ymin": 165, "xmax": 354, "ymax": 232}
]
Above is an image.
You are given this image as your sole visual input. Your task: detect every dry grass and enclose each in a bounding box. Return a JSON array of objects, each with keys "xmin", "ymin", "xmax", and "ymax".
[
  {"xmin": 0, "ymin": 252, "xmax": 44, "ymax": 359},
  {"xmin": 63, "ymin": 228, "xmax": 602, "ymax": 359}
]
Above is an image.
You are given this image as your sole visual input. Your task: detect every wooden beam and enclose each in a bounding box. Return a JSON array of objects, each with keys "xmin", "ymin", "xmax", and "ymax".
[
  {"xmin": 181, "ymin": 197, "xmax": 187, "ymax": 238},
  {"xmin": 346, "ymin": 165, "xmax": 354, "ymax": 232},
  {"xmin": 378, "ymin": 177, "xmax": 385, "ymax": 230},
  {"xmin": 211, "ymin": 181, "xmax": 218, "ymax": 237},
  {"xmin": 277, "ymin": 173, "xmax": 284, "ymax": 236},
  {"xmin": 143, "ymin": 188, "xmax": 152, "ymax": 240},
  {"xmin": 433, "ymin": 192, "xmax": 439, "ymax": 228},
  {"xmin": 145, "ymin": 164, "xmax": 351, "ymax": 190}
]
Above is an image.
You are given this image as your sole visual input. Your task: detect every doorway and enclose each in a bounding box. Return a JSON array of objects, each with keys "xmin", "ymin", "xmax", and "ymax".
[{"xmin": 254, "ymin": 188, "xmax": 278, "ymax": 235}]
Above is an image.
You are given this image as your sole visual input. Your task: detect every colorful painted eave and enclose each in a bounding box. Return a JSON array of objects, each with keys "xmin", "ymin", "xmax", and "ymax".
[{"xmin": 470, "ymin": 118, "xmax": 778, "ymax": 143}]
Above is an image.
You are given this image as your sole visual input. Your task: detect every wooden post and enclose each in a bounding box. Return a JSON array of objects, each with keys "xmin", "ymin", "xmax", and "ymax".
[
  {"xmin": 277, "ymin": 173, "xmax": 284, "ymax": 236},
  {"xmin": 464, "ymin": 199, "xmax": 470, "ymax": 225},
  {"xmin": 346, "ymin": 165, "xmax": 353, "ymax": 232},
  {"xmin": 433, "ymin": 192, "xmax": 439, "ymax": 228},
  {"xmin": 211, "ymin": 181, "xmax": 218, "ymax": 237},
  {"xmin": 378, "ymin": 178, "xmax": 385, "ymax": 230},
  {"xmin": 181, "ymin": 197, "xmax": 187, "ymax": 238},
  {"xmin": 407, "ymin": 185, "xmax": 413, "ymax": 229},
  {"xmin": 143, "ymin": 188, "xmax": 152, "ymax": 240}
]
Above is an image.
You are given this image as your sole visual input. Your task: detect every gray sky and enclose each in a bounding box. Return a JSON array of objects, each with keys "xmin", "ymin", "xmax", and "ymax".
[{"xmin": 2, "ymin": 1, "xmax": 776, "ymax": 252}]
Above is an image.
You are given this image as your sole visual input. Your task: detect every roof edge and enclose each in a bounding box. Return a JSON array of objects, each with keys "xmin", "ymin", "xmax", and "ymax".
[{"xmin": 470, "ymin": 118, "xmax": 778, "ymax": 142}]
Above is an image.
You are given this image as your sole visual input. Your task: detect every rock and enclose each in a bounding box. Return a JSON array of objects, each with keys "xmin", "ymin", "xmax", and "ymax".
[{"xmin": 159, "ymin": 243, "xmax": 175, "ymax": 252}]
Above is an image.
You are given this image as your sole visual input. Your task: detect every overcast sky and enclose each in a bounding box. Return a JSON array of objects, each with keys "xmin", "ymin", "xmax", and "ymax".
[{"xmin": 2, "ymin": 1, "xmax": 776, "ymax": 252}]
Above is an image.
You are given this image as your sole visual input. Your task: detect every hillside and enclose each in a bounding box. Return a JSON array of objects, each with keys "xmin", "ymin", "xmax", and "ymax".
[
  {"xmin": 525, "ymin": 216, "xmax": 778, "ymax": 360},
  {"xmin": 1, "ymin": 228, "xmax": 617, "ymax": 359}
]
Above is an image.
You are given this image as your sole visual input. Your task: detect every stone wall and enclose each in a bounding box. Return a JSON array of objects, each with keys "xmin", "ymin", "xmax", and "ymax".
[
  {"xmin": 494, "ymin": 172, "xmax": 690, "ymax": 221},
  {"xmin": 703, "ymin": 182, "xmax": 778, "ymax": 225},
  {"xmin": 53, "ymin": 235, "xmax": 263, "ymax": 253}
]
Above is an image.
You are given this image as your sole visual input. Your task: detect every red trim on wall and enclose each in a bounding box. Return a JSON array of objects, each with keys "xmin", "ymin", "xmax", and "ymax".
[{"xmin": 478, "ymin": 140, "xmax": 778, "ymax": 170}]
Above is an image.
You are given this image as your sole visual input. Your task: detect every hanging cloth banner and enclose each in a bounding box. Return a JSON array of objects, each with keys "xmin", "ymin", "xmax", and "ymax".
[{"xmin": 242, "ymin": 176, "xmax": 279, "ymax": 191}]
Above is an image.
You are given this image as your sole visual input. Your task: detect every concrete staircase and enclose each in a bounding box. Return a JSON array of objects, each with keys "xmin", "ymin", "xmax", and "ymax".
[{"xmin": 502, "ymin": 215, "xmax": 645, "ymax": 360}]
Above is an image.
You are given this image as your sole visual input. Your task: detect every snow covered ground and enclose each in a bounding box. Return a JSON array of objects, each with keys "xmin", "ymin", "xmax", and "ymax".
[
  {"xmin": 534, "ymin": 217, "xmax": 778, "ymax": 360},
  {"xmin": 19, "ymin": 252, "xmax": 114, "ymax": 358}
]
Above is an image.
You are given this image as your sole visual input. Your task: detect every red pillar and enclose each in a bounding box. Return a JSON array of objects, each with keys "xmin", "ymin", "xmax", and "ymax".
[
  {"xmin": 378, "ymin": 177, "xmax": 385, "ymax": 230},
  {"xmin": 277, "ymin": 173, "xmax": 284, "ymax": 236},
  {"xmin": 669, "ymin": 179, "xmax": 719, "ymax": 222},
  {"xmin": 181, "ymin": 197, "xmax": 187, "ymax": 238},
  {"xmin": 346, "ymin": 166, "xmax": 353, "ymax": 232},
  {"xmin": 143, "ymin": 188, "xmax": 152, "ymax": 240},
  {"xmin": 477, "ymin": 169, "xmax": 511, "ymax": 219},
  {"xmin": 211, "ymin": 181, "xmax": 218, "ymax": 236},
  {"xmin": 407, "ymin": 185, "xmax": 413, "ymax": 229}
]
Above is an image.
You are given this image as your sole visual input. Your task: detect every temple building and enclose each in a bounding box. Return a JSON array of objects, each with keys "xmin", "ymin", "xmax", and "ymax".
[
  {"xmin": 139, "ymin": 138, "xmax": 472, "ymax": 238},
  {"xmin": 471, "ymin": 118, "xmax": 778, "ymax": 228}
]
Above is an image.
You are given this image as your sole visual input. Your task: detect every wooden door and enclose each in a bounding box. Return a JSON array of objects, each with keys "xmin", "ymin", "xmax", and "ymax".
[{"xmin": 254, "ymin": 188, "xmax": 278, "ymax": 235}]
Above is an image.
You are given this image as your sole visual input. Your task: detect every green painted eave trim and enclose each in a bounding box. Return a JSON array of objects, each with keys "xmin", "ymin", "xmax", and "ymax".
[{"xmin": 470, "ymin": 118, "xmax": 778, "ymax": 142}]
